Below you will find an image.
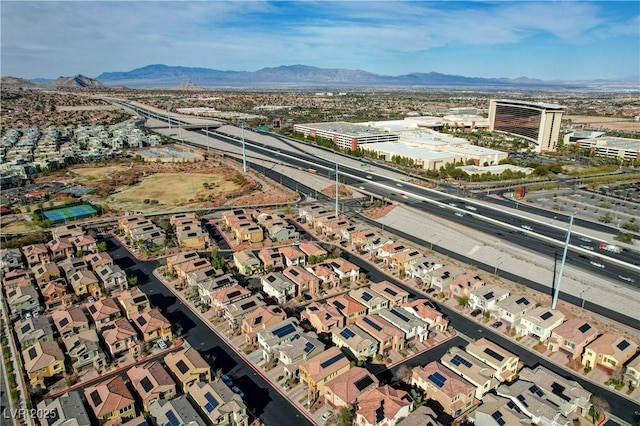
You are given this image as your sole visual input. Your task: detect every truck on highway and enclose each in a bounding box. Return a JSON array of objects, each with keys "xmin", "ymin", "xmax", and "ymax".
[{"xmin": 597, "ymin": 243, "xmax": 623, "ymax": 253}]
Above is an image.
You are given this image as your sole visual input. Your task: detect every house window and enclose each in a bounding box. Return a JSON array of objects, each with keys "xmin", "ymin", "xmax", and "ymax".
[{"xmin": 565, "ymin": 341, "xmax": 575, "ymax": 349}]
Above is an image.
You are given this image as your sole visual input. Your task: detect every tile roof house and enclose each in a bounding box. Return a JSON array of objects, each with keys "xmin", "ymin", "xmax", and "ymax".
[
  {"xmin": 62, "ymin": 329, "xmax": 107, "ymax": 371},
  {"xmin": 207, "ymin": 284, "xmax": 251, "ymax": 313},
  {"xmin": 39, "ymin": 278, "xmax": 73, "ymax": 311},
  {"xmin": 428, "ymin": 265, "xmax": 462, "ymax": 292},
  {"xmin": 298, "ymin": 204, "xmax": 330, "ymax": 224},
  {"xmin": 131, "ymin": 309, "xmax": 173, "ymax": 344},
  {"xmin": 582, "ymin": 334, "xmax": 639, "ymax": 372},
  {"xmin": 284, "ymin": 265, "xmax": 321, "ymax": 297},
  {"xmin": 305, "ymin": 263, "xmax": 339, "ymax": 290},
  {"xmin": 441, "ymin": 346, "xmax": 499, "ymax": 399},
  {"xmin": 520, "ymin": 366, "xmax": 592, "ymax": 418},
  {"xmin": 233, "ymin": 222, "xmax": 264, "ymax": 244},
  {"xmin": 412, "ymin": 361, "xmax": 476, "ymax": 418},
  {"xmin": 326, "ymin": 294, "xmax": 367, "ymax": 325},
  {"xmin": 267, "ymin": 223, "xmax": 299, "ymax": 242},
  {"xmin": 355, "ymin": 385, "xmax": 413, "ymax": 426},
  {"xmin": 36, "ymin": 391, "xmax": 92, "ymax": 426},
  {"xmin": 514, "ymin": 307, "xmax": 565, "ymax": 341},
  {"xmin": 174, "ymin": 258, "xmax": 211, "ymax": 282},
  {"xmin": 87, "ymin": 297, "xmax": 121, "ymax": 327},
  {"xmin": 493, "ymin": 294, "xmax": 535, "ymax": 325},
  {"xmin": 408, "ymin": 256, "xmax": 444, "ymax": 282},
  {"xmin": 241, "ymin": 305, "xmax": 287, "ymax": 345},
  {"xmin": 469, "ymin": 285, "xmax": 510, "ymax": 312},
  {"xmin": 58, "ymin": 257, "xmax": 89, "ymax": 279},
  {"xmin": 165, "ymin": 251, "xmax": 200, "ymax": 274},
  {"xmin": 399, "ymin": 406, "xmax": 444, "ymax": 426},
  {"xmin": 118, "ymin": 287, "xmax": 151, "ymax": 319},
  {"xmin": 323, "ymin": 257, "xmax": 360, "ymax": 283},
  {"xmin": 301, "ymin": 301, "xmax": 344, "ymax": 334},
  {"xmin": 402, "ymin": 299, "xmax": 449, "ymax": 332},
  {"xmin": 164, "ymin": 347, "xmax": 212, "ymax": 393},
  {"xmin": 298, "ymin": 241, "xmax": 328, "ymax": 259},
  {"xmin": 232, "ymin": 250, "xmax": 262, "ymax": 276},
  {"xmin": 99, "ymin": 317, "xmax": 141, "ymax": 359},
  {"xmin": 188, "ymin": 380, "xmax": 249, "ymax": 426},
  {"xmin": 446, "ymin": 272, "xmax": 486, "ymax": 300},
  {"xmin": 23, "ymin": 341, "xmax": 65, "ymax": 388},
  {"xmin": 468, "ymin": 394, "xmax": 530, "ymax": 426},
  {"xmin": 257, "ymin": 247, "xmax": 285, "ymax": 271},
  {"xmin": 277, "ymin": 332, "xmax": 325, "ymax": 378},
  {"xmin": 14, "ymin": 315, "xmax": 55, "ymax": 349},
  {"xmin": 321, "ymin": 218, "xmax": 351, "ymax": 237},
  {"xmin": 624, "ymin": 354, "xmax": 640, "ymax": 387},
  {"xmin": 32, "ymin": 262, "xmax": 61, "ymax": 284},
  {"xmin": 465, "ymin": 338, "xmax": 519, "ymax": 383},
  {"xmin": 47, "ymin": 237, "xmax": 75, "ymax": 262},
  {"xmin": 52, "ymin": 306, "xmax": 90, "ymax": 337},
  {"xmin": 257, "ymin": 318, "xmax": 305, "ymax": 362},
  {"xmin": 190, "ymin": 268, "xmax": 228, "ymax": 296},
  {"xmin": 21, "ymin": 243, "xmax": 50, "ymax": 267},
  {"xmin": 261, "ymin": 272, "xmax": 296, "ymax": 304},
  {"xmin": 126, "ymin": 361, "xmax": 177, "ymax": 411},
  {"xmin": 278, "ymin": 246, "xmax": 306, "ymax": 267},
  {"xmin": 51, "ymin": 223, "xmax": 85, "ymax": 240},
  {"xmin": 85, "ymin": 251, "xmax": 114, "ymax": 270},
  {"xmin": 84, "ymin": 376, "xmax": 137, "ymax": 425},
  {"xmin": 324, "ymin": 366, "xmax": 379, "ymax": 409},
  {"xmin": 370, "ymin": 281, "xmax": 409, "ymax": 308},
  {"xmin": 224, "ymin": 294, "xmax": 266, "ymax": 329},
  {"xmin": 299, "ymin": 347, "xmax": 351, "ymax": 401},
  {"xmin": 355, "ymin": 314, "xmax": 406, "ymax": 356},
  {"xmin": 71, "ymin": 234, "xmax": 98, "ymax": 255},
  {"xmin": 149, "ymin": 395, "xmax": 206, "ymax": 426},
  {"xmin": 378, "ymin": 307, "xmax": 429, "ymax": 343},
  {"xmin": 377, "ymin": 242, "xmax": 411, "ymax": 267},
  {"xmin": 349, "ymin": 287, "xmax": 389, "ymax": 314},
  {"xmin": 175, "ymin": 224, "xmax": 209, "ymax": 251},
  {"xmin": 548, "ymin": 319, "xmax": 600, "ymax": 360},
  {"xmin": 6, "ymin": 283, "xmax": 40, "ymax": 320},
  {"xmin": 95, "ymin": 264, "xmax": 128, "ymax": 294},
  {"xmin": 0, "ymin": 248, "xmax": 25, "ymax": 272},
  {"xmin": 392, "ymin": 248, "xmax": 424, "ymax": 272},
  {"xmin": 68, "ymin": 269, "xmax": 102, "ymax": 299},
  {"xmin": 348, "ymin": 228, "xmax": 380, "ymax": 250},
  {"xmin": 332, "ymin": 324, "xmax": 378, "ymax": 361}
]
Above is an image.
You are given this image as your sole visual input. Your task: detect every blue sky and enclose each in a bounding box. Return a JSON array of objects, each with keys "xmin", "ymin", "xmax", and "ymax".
[{"xmin": 1, "ymin": 1, "xmax": 638, "ymax": 81}]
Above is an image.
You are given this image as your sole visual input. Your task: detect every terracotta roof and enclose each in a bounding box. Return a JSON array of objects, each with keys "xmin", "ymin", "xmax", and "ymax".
[
  {"xmin": 327, "ymin": 294, "xmax": 366, "ymax": 315},
  {"xmin": 278, "ymin": 246, "xmax": 305, "ymax": 260},
  {"xmin": 298, "ymin": 242, "xmax": 328, "ymax": 257},
  {"xmin": 587, "ymin": 334, "xmax": 639, "ymax": 360},
  {"xmin": 413, "ymin": 361, "xmax": 475, "ymax": 398},
  {"xmin": 86, "ymin": 297, "xmax": 120, "ymax": 322},
  {"xmin": 357, "ymin": 385, "xmax": 411, "ymax": 425},
  {"xmin": 126, "ymin": 361, "xmax": 175, "ymax": 400},
  {"xmin": 84, "ymin": 376, "xmax": 134, "ymax": 418},
  {"xmin": 403, "ymin": 300, "xmax": 442, "ymax": 321},
  {"xmin": 132, "ymin": 310, "xmax": 171, "ymax": 334},
  {"xmin": 300, "ymin": 347, "xmax": 350, "ymax": 382},
  {"xmin": 23, "ymin": 341, "xmax": 64, "ymax": 373},
  {"xmin": 325, "ymin": 367, "xmax": 379, "ymax": 404},
  {"xmin": 100, "ymin": 318, "xmax": 137, "ymax": 345}
]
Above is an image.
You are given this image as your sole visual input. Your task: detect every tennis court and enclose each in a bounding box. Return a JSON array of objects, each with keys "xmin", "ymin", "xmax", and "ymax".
[{"xmin": 42, "ymin": 203, "xmax": 100, "ymax": 223}]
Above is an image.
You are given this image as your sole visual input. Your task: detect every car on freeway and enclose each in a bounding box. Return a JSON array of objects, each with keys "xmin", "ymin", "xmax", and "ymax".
[
  {"xmin": 455, "ymin": 212, "xmax": 464, "ymax": 217},
  {"xmin": 470, "ymin": 309, "xmax": 482, "ymax": 317},
  {"xmin": 590, "ymin": 261, "xmax": 605, "ymax": 269},
  {"xmin": 396, "ymin": 183, "xmax": 403, "ymax": 187},
  {"xmin": 580, "ymin": 245, "xmax": 594, "ymax": 251},
  {"xmin": 618, "ymin": 275, "xmax": 636, "ymax": 283},
  {"xmin": 465, "ymin": 205, "xmax": 477, "ymax": 211},
  {"xmin": 521, "ymin": 225, "xmax": 533, "ymax": 231},
  {"xmin": 322, "ymin": 411, "xmax": 334, "ymax": 422},
  {"xmin": 366, "ymin": 175, "xmax": 372, "ymax": 179},
  {"xmin": 448, "ymin": 203, "xmax": 458, "ymax": 207},
  {"xmin": 579, "ymin": 236, "xmax": 592, "ymax": 242}
]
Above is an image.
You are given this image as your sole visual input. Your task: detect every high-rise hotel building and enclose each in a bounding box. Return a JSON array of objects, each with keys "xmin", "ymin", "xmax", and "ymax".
[{"xmin": 489, "ymin": 99, "xmax": 566, "ymax": 153}]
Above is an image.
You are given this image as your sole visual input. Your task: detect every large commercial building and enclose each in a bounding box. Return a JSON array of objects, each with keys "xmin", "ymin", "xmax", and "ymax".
[
  {"xmin": 566, "ymin": 136, "xmax": 640, "ymax": 161},
  {"xmin": 489, "ymin": 99, "xmax": 566, "ymax": 153},
  {"xmin": 293, "ymin": 122, "xmax": 399, "ymax": 150}
]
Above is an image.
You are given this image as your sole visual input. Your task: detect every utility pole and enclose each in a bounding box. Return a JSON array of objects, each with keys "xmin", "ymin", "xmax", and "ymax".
[
  {"xmin": 335, "ymin": 163, "xmax": 339, "ymax": 218},
  {"xmin": 552, "ymin": 215, "xmax": 574, "ymax": 310},
  {"xmin": 206, "ymin": 124, "xmax": 209, "ymax": 152},
  {"xmin": 242, "ymin": 122, "xmax": 247, "ymax": 173}
]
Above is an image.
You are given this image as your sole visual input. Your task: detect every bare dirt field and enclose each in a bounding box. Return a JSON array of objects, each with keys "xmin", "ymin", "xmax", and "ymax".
[
  {"xmin": 69, "ymin": 165, "xmax": 127, "ymax": 182},
  {"xmin": 565, "ymin": 115, "xmax": 640, "ymax": 132},
  {"xmin": 109, "ymin": 173, "xmax": 238, "ymax": 209},
  {"xmin": 56, "ymin": 105, "xmax": 120, "ymax": 111}
]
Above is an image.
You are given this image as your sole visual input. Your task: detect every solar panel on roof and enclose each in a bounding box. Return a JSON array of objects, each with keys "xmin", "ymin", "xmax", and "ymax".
[
  {"xmin": 272, "ymin": 323, "xmax": 296, "ymax": 338},
  {"xmin": 363, "ymin": 317, "xmax": 382, "ymax": 331},
  {"xmin": 227, "ymin": 290, "xmax": 242, "ymax": 299},
  {"xmin": 27, "ymin": 347, "xmax": 37, "ymax": 359},
  {"xmin": 578, "ymin": 323, "xmax": 591, "ymax": 333},
  {"xmin": 384, "ymin": 288, "xmax": 398, "ymax": 297},
  {"xmin": 240, "ymin": 301, "xmax": 256, "ymax": 310},
  {"xmin": 320, "ymin": 352, "xmax": 345, "ymax": 369},
  {"xmin": 304, "ymin": 342, "xmax": 315, "ymax": 353},
  {"xmin": 165, "ymin": 409, "xmax": 180, "ymax": 426},
  {"xmin": 58, "ymin": 317, "xmax": 69, "ymax": 329},
  {"xmin": 484, "ymin": 291, "xmax": 495, "ymax": 300},
  {"xmin": 529, "ymin": 384, "xmax": 544, "ymax": 397},
  {"xmin": 551, "ymin": 382, "xmax": 571, "ymax": 402},
  {"xmin": 354, "ymin": 376, "xmax": 374, "ymax": 391},
  {"xmin": 140, "ymin": 377, "xmax": 154, "ymax": 393},
  {"xmin": 361, "ymin": 292, "xmax": 373, "ymax": 302},
  {"xmin": 89, "ymin": 390, "xmax": 102, "ymax": 406},
  {"xmin": 517, "ymin": 394, "xmax": 528, "ymax": 408},
  {"xmin": 515, "ymin": 297, "xmax": 530, "ymax": 305},
  {"xmin": 133, "ymin": 295, "xmax": 147, "ymax": 304},
  {"xmin": 491, "ymin": 411, "xmax": 505, "ymax": 426},
  {"xmin": 617, "ymin": 340, "xmax": 630, "ymax": 351},
  {"xmin": 136, "ymin": 316, "xmax": 148, "ymax": 326},
  {"xmin": 390, "ymin": 309, "xmax": 411, "ymax": 323},
  {"xmin": 428, "ymin": 372, "xmax": 446, "ymax": 388},
  {"xmin": 88, "ymin": 305, "xmax": 97, "ymax": 314},
  {"xmin": 540, "ymin": 311, "xmax": 553, "ymax": 320},
  {"xmin": 332, "ymin": 300, "xmax": 345, "ymax": 310},
  {"xmin": 20, "ymin": 325, "xmax": 31, "ymax": 333},
  {"xmin": 204, "ymin": 392, "xmax": 219, "ymax": 413},
  {"xmin": 483, "ymin": 347, "xmax": 504, "ymax": 362},
  {"xmin": 175, "ymin": 360, "xmax": 190, "ymax": 375},
  {"xmin": 254, "ymin": 316, "xmax": 263, "ymax": 325},
  {"xmin": 506, "ymin": 400, "xmax": 521, "ymax": 413},
  {"xmin": 451, "ymin": 354, "xmax": 472, "ymax": 368},
  {"xmin": 340, "ymin": 328, "xmax": 355, "ymax": 339}
]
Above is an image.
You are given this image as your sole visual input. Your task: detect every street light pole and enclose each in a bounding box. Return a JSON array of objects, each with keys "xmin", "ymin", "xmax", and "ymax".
[
  {"xmin": 242, "ymin": 122, "xmax": 247, "ymax": 173},
  {"xmin": 494, "ymin": 257, "xmax": 503, "ymax": 275},
  {"xmin": 580, "ymin": 287, "xmax": 590, "ymax": 311},
  {"xmin": 335, "ymin": 163, "xmax": 339, "ymax": 219}
]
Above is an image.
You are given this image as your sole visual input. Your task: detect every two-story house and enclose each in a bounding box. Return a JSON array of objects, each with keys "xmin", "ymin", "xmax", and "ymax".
[
  {"xmin": 469, "ymin": 285, "xmax": 510, "ymax": 312},
  {"xmin": 68, "ymin": 269, "xmax": 102, "ymax": 299},
  {"xmin": 84, "ymin": 376, "xmax": 136, "ymax": 425},
  {"xmin": 46, "ymin": 238, "xmax": 74, "ymax": 262},
  {"xmin": 298, "ymin": 242, "xmax": 328, "ymax": 262},
  {"xmin": 84, "ymin": 251, "xmax": 114, "ymax": 270},
  {"xmin": 224, "ymin": 295, "xmax": 266, "ymax": 329},
  {"xmin": 14, "ymin": 315, "xmax": 55, "ymax": 349},
  {"xmin": 241, "ymin": 305, "xmax": 287, "ymax": 345},
  {"xmin": 326, "ymin": 294, "xmax": 367, "ymax": 325},
  {"xmin": 71, "ymin": 234, "xmax": 98, "ymax": 255},
  {"xmin": 548, "ymin": 319, "xmax": 600, "ymax": 360},
  {"xmin": 21, "ymin": 243, "xmax": 50, "ymax": 267},
  {"xmin": 6, "ymin": 283, "xmax": 40, "ymax": 319},
  {"xmin": 261, "ymin": 272, "xmax": 296, "ymax": 304},
  {"xmin": 258, "ymin": 247, "xmax": 285, "ymax": 271},
  {"xmin": 515, "ymin": 307, "xmax": 565, "ymax": 342},
  {"xmin": 95, "ymin": 264, "xmax": 128, "ymax": 294},
  {"xmin": 165, "ymin": 251, "xmax": 200, "ymax": 275},
  {"xmin": 301, "ymin": 302, "xmax": 344, "ymax": 334},
  {"xmin": 164, "ymin": 347, "xmax": 212, "ymax": 393},
  {"xmin": 188, "ymin": 380, "xmax": 249, "ymax": 426},
  {"xmin": 446, "ymin": 272, "xmax": 486, "ymax": 300},
  {"xmin": 99, "ymin": 317, "xmax": 141, "ymax": 358},
  {"xmin": 52, "ymin": 306, "xmax": 91, "ymax": 337},
  {"xmin": 299, "ymin": 347, "xmax": 351, "ymax": 402},
  {"xmin": 324, "ymin": 366, "xmax": 379, "ymax": 409},
  {"xmin": 277, "ymin": 332, "xmax": 325, "ymax": 378},
  {"xmin": 208, "ymin": 284, "xmax": 251, "ymax": 315},
  {"xmin": 355, "ymin": 385, "xmax": 413, "ymax": 426},
  {"xmin": 624, "ymin": 354, "xmax": 640, "ymax": 387},
  {"xmin": 378, "ymin": 307, "xmax": 429, "ymax": 343},
  {"xmin": 402, "ymin": 299, "xmax": 449, "ymax": 333},
  {"xmin": 278, "ymin": 246, "xmax": 306, "ymax": 268},
  {"xmin": 62, "ymin": 329, "xmax": 107, "ymax": 371},
  {"xmin": 23, "ymin": 341, "xmax": 65, "ymax": 388},
  {"xmin": 233, "ymin": 250, "xmax": 262, "ymax": 276},
  {"xmin": 355, "ymin": 314, "xmax": 405, "ymax": 356},
  {"xmin": 324, "ymin": 258, "xmax": 360, "ymax": 283},
  {"xmin": 370, "ymin": 281, "xmax": 410, "ymax": 308},
  {"xmin": 332, "ymin": 325, "xmax": 378, "ymax": 361},
  {"xmin": 37, "ymin": 391, "xmax": 92, "ymax": 426},
  {"xmin": 32, "ymin": 262, "xmax": 61, "ymax": 284},
  {"xmin": 441, "ymin": 346, "xmax": 498, "ymax": 399},
  {"xmin": 0, "ymin": 248, "xmax": 24, "ymax": 272},
  {"xmin": 87, "ymin": 297, "xmax": 121, "ymax": 327},
  {"xmin": 582, "ymin": 334, "xmax": 639, "ymax": 372},
  {"xmin": 349, "ymin": 287, "xmax": 389, "ymax": 314},
  {"xmin": 132, "ymin": 309, "xmax": 173, "ymax": 345},
  {"xmin": 408, "ymin": 256, "xmax": 444, "ymax": 282},
  {"xmin": 149, "ymin": 395, "xmax": 206, "ymax": 426},
  {"xmin": 118, "ymin": 287, "xmax": 151, "ymax": 319},
  {"xmin": 257, "ymin": 318, "xmax": 304, "ymax": 362},
  {"xmin": 127, "ymin": 361, "xmax": 177, "ymax": 411},
  {"xmin": 412, "ymin": 361, "xmax": 475, "ymax": 418},
  {"xmin": 493, "ymin": 294, "xmax": 535, "ymax": 326},
  {"xmin": 465, "ymin": 338, "xmax": 519, "ymax": 383},
  {"xmin": 283, "ymin": 265, "xmax": 321, "ymax": 297},
  {"xmin": 39, "ymin": 279, "xmax": 73, "ymax": 311}
]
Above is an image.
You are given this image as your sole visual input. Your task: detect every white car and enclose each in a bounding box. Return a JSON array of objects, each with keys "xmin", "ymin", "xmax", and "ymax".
[
  {"xmin": 157, "ymin": 340, "xmax": 168, "ymax": 350},
  {"xmin": 580, "ymin": 245, "xmax": 595, "ymax": 251},
  {"xmin": 322, "ymin": 411, "xmax": 334, "ymax": 422},
  {"xmin": 618, "ymin": 275, "xmax": 635, "ymax": 283},
  {"xmin": 455, "ymin": 212, "xmax": 464, "ymax": 217},
  {"xmin": 448, "ymin": 203, "xmax": 457, "ymax": 207},
  {"xmin": 465, "ymin": 205, "xmax": 477, "ymax": 211},
  {"xmin": 521, "ymin": 225, "xmax": 533, "ymax": 231},
  {"xmin": 590, "ymin": 261, "xmax": 605, "ymax": 269}
]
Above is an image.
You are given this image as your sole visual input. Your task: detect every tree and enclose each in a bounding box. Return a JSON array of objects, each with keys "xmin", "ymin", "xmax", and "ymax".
[
  {"xmin": 396, "ymin": 364, "xmax": 413, "ymax": 383},
  {"xmin": 97, "ymin": 241, "xmax": 108, "ymax": 252},
  {"xmin": 336, "ymin": 406, "xmax": 353, "ymax": 426},
  {"xmin": 127, "ymin": 275, "xmax": 138, "ymax": 286},
  {"xmin": 590, "ymin": 395, "xmax": 610, "ymax": 423},
  {"xmin": 457, "ymin": 296, "xmax": 470, "ymax": 307}
]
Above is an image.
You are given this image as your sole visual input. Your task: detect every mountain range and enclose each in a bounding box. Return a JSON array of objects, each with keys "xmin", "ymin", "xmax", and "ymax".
[{"xmin": 1, "ymin": 74, "xmax": 105, "ymax": 89}]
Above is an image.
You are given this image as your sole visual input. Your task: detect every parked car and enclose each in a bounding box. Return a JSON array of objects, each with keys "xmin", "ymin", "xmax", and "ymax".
[
  {"xmin": 470, "ymin": 309, "xmax": 482, "ymax": 317},
  {"xmin": 157, "ymin": 340, "xmax": 168, "ymax": 350},
  {"xmin": 231, "ymin": 386, "xmax": 244, "ymax": 399},
  {"xmin": 492, "ymin": 321, "xmax": 503, "ymax": 328},
  {"xmin": 222, "ymin": 375, "xmax": 233, "ymax": 387},
  {"xmin": 322, "ymin": 411, "xmax": 334, "ymax": 422}
]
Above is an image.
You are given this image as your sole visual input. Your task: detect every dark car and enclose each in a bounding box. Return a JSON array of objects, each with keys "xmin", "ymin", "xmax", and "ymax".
[
  {"xmin": 492, "ymin": 321, "xmax": 503, "ymax": 328},
  {"xmin": 470, "ymin": 309, "xmax": 482, "ymax": 317}
]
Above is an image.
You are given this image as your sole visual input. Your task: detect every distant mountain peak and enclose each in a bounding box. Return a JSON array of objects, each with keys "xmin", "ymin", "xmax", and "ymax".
[{"xmin": 48, "ymin": 74, "xmax": 104, "ymax": 88}]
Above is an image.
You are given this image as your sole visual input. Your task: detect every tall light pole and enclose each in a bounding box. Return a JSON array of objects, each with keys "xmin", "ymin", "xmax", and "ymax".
[
  {"xmin": 494, "ymin": 257, "xmax": 503, "ymax": 275},
  {"xmin": 335, "ymin": 163, "xmax": 339, "ymax": 218},
  {"xmin": 205, "ymin": 124, "xmax": 209, "ymax": 152},
  {"xmin": 552, "ymin": 215, "xmax": 574, "ymax": 310},
  {"xmin": 580, "ymin": 287, "xmax": 590, "ymax": 311},
  {"xmin": 241, "ymin": 122, "xmax": 247, "ymax": 173}
]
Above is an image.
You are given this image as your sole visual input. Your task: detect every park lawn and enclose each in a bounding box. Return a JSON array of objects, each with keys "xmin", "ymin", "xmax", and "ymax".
[{"xmin": 110, "ymin": 173, "xmax": 239, "ymax": 206}]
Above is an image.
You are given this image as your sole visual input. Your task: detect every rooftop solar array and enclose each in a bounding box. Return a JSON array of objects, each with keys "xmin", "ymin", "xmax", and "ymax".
[
  {"xmin": 551, "ymin": 382, "xmax": 571, "ymax": 402},
  {"xmin": 354, "ymin": 375, "xmax": 374, "ymax": 391},
  {"xmin": 517, "ymin": 394, "xmax": 528, "ymax": 408},
  {"xmin": 204, "ymin": 392, "xmax": 220, "ymax": 413},
  {"xmin": 491, "ymin": 410, "xmax": 506, "ymax": 426},
  {"xmin": 540, "ymin": 311, "xmax": 553, "ymax": 321},
  {"xmin": 506, "ymin": 400, "xmax": 521, "ymax": 413},
  {"xmin": 240, "ymin": 301, "xmax": 256, "ymax": 310},
  {"xmin": 304, "ymin": 342, "xmax": 315, "ymax": 353},
  {"xmin": 483, "ymin": 347, "xmax": 505, "ymax": 362},
  {"xmin": 617, "ymin": 340, "xmax": 631, "ymax": 351},
  {"xmin": 227, "ymin": 290, "xmax": 242, "ymax": 299},
  {"xmin": 578, "ymin": 323, "xmax": 591, "ymax": 333},
  {"xmin": 140, "ymin": 377, "xmax": 154, "ymax": 393},
  {"xmin": 390, "ymin": 309, "xmax": 411, "ymax": 323},
  {"xmin": 58, "ymin": 318, "xmax": 70, "ymax": 328},
  {"xmin": 133, "ymin": 295, "xmax": 147, "ymax": 304},
  {"xmin": 515, "ymin": 297, "xmax": 530, "ymax": 305},
  {"xmin": 529, "ymin": 384, "xmax": 544, "ymax": 397},
  {"xmin": 21, "ymin": 325, "xmax": 31, "ymax": 334},
  {"xmin": 175, "ymin": 360, "xmax": 190, "ymax": 375},
  {"xmin": 451, "ymin": 354, "xmax": 472, "ymax": 368},
  {"xmin": 332, "ymin": 300, "xmax": 345, "ymax": 310},
  {"xmin": 484, "ymin": 291, "xmax": 495, "ymax": 300},
  {"xmin": 27, "ymin": 347, "xmax": 37, "ymax": 359},
  {"xmin": 272, "ymin": 323, "xmax": 296, "ymax": 338},
  {"xmin": 320, "ymin": 352, "xmax": 345, "ymax": 369},
  {"xmin": 361, "ymin": 292, "xmax": 373, "ymax": 302},
  {"xmin": 363, "ymin": 317, "xmax": 382, "ymax": 331},
  {"xmin": 340, "ymin": 328, "xmax": 355, "ymax": 339},
  {"xmin": 89, "ymin": 390, "xmax": 102, "ymax": 406},
  {"xmin": 165, "ymin": 410, "xmax": 180, "ymax": 426},
  {"xmin": 136, "ymin": 317, "xmax": 148, "ymax": 326},
  {"xmin": 428, "ymin": 371, "xmax": 446, "ymax": 388},
  {"xmin": 383, "ymin": 288, "xmax": 397, "ymax": 297}
]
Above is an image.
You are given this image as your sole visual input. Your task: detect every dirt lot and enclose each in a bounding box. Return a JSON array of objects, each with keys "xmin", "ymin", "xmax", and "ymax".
[
  {"xmin": 68, "ymin": 165, "xmax": 127, "ymax": 182},
  {"xmin": 565, "ymin": 115, "xmax": 640, "ymax": 132}
]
